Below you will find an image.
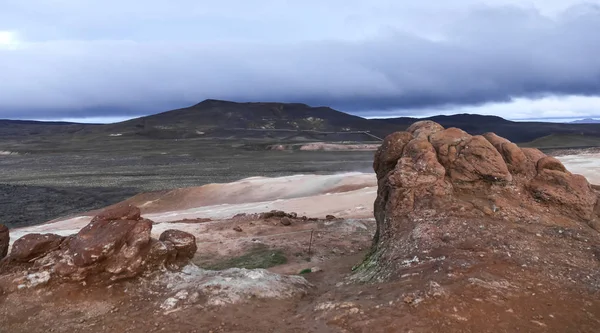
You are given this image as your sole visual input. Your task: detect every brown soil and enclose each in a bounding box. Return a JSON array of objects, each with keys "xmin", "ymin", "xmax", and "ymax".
[{"xmin": 2, "ymin": 214, "xmax": 600, "ymax": 332}]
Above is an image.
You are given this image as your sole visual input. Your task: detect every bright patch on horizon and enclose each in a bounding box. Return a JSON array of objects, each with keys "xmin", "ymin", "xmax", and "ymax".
[
  {"xmin": 0, "ymin": 31, "xmax": 20, "ymax": 50},
  {"xmin": 363, "ymin": 95, "xmax": 600, "ymax": 121}
]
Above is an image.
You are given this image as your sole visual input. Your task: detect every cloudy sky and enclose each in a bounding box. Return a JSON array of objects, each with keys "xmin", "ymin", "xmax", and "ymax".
[{"xmin": 1, "ymin": 0, "xmax": 600, "ymax": 122}]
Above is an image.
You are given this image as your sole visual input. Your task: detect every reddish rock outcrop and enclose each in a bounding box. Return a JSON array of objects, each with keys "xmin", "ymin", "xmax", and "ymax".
[
  {"xmin": 357, "ymin": 121, "xmax": 600, "ymax": 283},
  {"xmin": 1, "ymin": 204, "xmax": 197, "ymax": 285},
  {"xmin": 9, "ymin": 233, "xmax": 65, "ymax": 262},
  {"xmin": 0, "ymin": 224, "xmax": 8, "ymax": 260}
]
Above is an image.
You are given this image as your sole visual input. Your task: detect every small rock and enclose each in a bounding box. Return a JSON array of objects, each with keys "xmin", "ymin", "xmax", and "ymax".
[
  {"xmin": 233, "ymin": 226, "xmax": 243, "ymax": 232},
  {"xmin": 325, "ymin": 215, "xmax": 336, "ymax": 220},
  {"xmin": 159, "ymin": 229, "xmax": 198, "ymax": 260},
  {"xmin": 280, "ymin": 218, "xmax": 292, "ymax": 226},
  {"xmin": 311, "ymin": 267, "xmax": 322, "ymax": 273}
]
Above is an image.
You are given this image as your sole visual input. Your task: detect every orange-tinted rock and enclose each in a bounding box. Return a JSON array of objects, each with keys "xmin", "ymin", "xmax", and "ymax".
[
  {"xmin": 406, "ymin": 120, "xmax": 444, "ymax": 139},
  {"xmin": 453, "ymin": 135, "xmax": 512, "ymax": 183},
  {"xmin": 363, "ymin": 120, "xmax": 600, "ymax": 283},
  {"xmin": 536, "ymin": 156, "xmax": 567, "ymax": 173},
  {"xmin": 482, "ymin": 132, "xmax": 510, "ymax": 150},
  {"xmin": 529, "ymin": 162, "xmax": 597, "ymax": 220},
  {"xmin": 522, "ymin": 148, "xmax": 546, "ymax": 165},
  {"xmin": 483, "ymin": 132, "xmax": 530, "ymax": 175},
  {"xmin": 373, "ymin": 131, "xmax": 414, "ymax": 179},
  {"xmin": 9, "ymin": 233, "xmax": 64, "ymax": 262},
  {"xmin": 0, "ymin": 224, "xmax": 9, "ymax": 260},
  {"xmin": 430, "ymin": 130, "xmax": 511, "ymax": 184}
]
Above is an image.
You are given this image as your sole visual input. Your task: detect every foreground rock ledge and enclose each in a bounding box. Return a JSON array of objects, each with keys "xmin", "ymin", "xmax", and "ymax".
[
  {"xmin": 0, "ymin": 204, "xmax": 198, "ymax": 289},
  {"xmin": 353, "ymin": 121, "xmax": 600, "ymax": 283}
]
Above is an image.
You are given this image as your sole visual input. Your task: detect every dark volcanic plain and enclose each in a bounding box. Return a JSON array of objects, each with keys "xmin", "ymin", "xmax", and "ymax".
[{"xmin": 0, "ymin": 138, "xmax": 376, "ymax": 228}]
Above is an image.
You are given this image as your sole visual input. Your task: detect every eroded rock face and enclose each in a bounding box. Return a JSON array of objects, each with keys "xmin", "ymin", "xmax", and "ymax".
[
  {"xmin": 0, "ymin": 224, "xmax": 8, "ymax": 260},
  {"xmin": 1, "ymin": 204, "xmax": 197, "ymax": 287},
  {"xmin": 358, "ymin": 121, "xmax": 600, "ymax": 282}
]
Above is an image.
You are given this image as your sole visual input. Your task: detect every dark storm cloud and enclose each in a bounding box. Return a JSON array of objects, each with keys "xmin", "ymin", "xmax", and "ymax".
[{"xmin": 1, "ymin": 3, "xmax": 600, "ymax": 119}]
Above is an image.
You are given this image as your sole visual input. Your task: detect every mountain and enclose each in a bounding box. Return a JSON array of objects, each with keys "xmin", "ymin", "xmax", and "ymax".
[
  {"xmin": 571, "ymin": 118, "xmax": 600, "ymax": 124},
  {"xmin": 379, "ymin": 113, "xmax": 600, "ymax": 144},
  {"xmin": 0, "ymin": 119, "xmax": 96, "ymax": 139},
  {"xmin": 85, "ymin": 99, "xmax": 399, "ymax": 140},
  {"xmin": 1, "ymin": 101, "xmax": 600, "ymax": 147}
]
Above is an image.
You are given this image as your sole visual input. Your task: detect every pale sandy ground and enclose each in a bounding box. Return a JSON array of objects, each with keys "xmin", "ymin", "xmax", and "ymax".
[
  {"xmin": 556, "ymin": 152, "xmax": 600, "ymax": 184},
  {"xmin": 8, "ymin": 153, "xmax": 600, "ymax": 245}
]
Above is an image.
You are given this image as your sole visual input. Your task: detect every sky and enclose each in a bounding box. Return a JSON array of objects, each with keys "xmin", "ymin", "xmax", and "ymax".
[{"xmin": 1, "ymin": 0, "xmax": 600, "ymax": 123}]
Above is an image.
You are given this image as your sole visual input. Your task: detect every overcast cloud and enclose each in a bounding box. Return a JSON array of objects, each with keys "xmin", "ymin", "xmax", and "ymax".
[{"xmin": 1, "ymin": 0, "xmax": 600, "ymax": 120}]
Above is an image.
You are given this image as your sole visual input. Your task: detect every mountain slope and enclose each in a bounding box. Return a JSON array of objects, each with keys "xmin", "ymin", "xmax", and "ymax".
[
  {"xmin": 2, "ymin": 102, "xmax": 600, "ymax": 146},
  {"xmin": 379, "ymin": 114, "xmax": 600, "ymax": 143},
  {"xmin": 571, "ymin": 118, "xmax": 600, "ymax": 124},
  {"xmin": 0, "ymin": 119, "xmax": 95, "ymax": 139},
  {"xmin": 91, "ymin": 99, "xmax": 398, "ymax": 140}
]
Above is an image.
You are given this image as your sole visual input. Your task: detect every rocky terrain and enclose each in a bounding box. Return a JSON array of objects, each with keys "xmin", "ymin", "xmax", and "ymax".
[
  {"xmin": 2, "ymin": 99, "xmax": 599, "ymax": 230},
  {"xmin": 1, "ymin": 121, "xmax": 599, "ymax": 332}
]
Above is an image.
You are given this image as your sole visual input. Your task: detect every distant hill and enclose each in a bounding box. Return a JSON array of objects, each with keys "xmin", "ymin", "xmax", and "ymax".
[
  {"xmin": 1, "ymin": 101, "xmax": 600, "ymax": 147},
  {"xmin": 570, "ymin": 118, "xmax": 600, "ymax": 124},
  {"xmin": 379, "ymin": 114, "xmax": 600, "ymax": 143},
  {"xmin": 0, "ymin": 119, "xmax": 95, "ymax": 139},
  {"xmin": 86, "ymin": 99, "xmax": 399, "ymax": 141}
]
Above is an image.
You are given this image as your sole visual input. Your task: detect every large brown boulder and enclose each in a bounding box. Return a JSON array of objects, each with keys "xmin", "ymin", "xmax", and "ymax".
[
  {"xmin": 2, "ymin": 203, "xmax": 197, "ymax": 285},
  {"xmin": 355, "ymin": 121, "xmax": 600, "ymax": 284},
  {"xmin": 0, "ymin": 224, "xmax": 8, "ymax": 260}
]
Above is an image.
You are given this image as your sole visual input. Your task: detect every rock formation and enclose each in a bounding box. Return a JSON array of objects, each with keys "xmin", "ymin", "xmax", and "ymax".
[
  {"xmin": 0, "ymin": 204, "xmax": 197, "ymax": 288},
  {"xmin": 0, "ymin": 224, "xmax": 8, "ymax": 259},
  {"xmin": 10, "ymin": 233, "xmax": 64, "ymax": 262},
  {"xmin": 355, "ymin": 121, "xmax": 600, "ymax": 282}
]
